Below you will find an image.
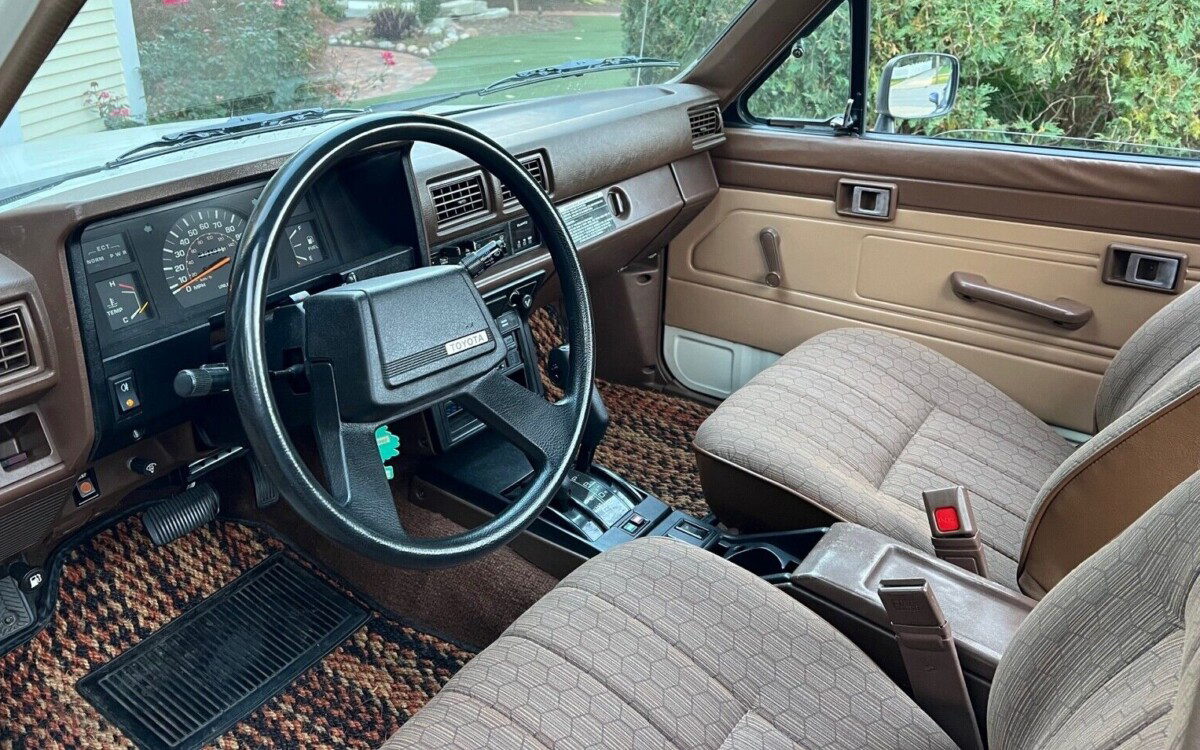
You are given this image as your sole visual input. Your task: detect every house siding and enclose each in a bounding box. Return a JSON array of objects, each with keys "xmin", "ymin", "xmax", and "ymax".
[{"xmin": 16, "ymin": 0, "xmax": 131, "ymax": 141}]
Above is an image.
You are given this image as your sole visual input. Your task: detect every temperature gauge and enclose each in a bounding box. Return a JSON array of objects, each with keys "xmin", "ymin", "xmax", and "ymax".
[{"xmin": 95, "ymin": 273, "xmax": 154, "ymax": 332}]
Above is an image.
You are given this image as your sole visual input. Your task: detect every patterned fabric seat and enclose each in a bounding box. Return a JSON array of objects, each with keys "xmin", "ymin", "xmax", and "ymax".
[
  {"xmin": 694, "ymin": 282, "xmax": 1200, "ymax": 595},
  {"xmin": 384, "ymin": 469, "xmax": 1200, "ymax": 748}
]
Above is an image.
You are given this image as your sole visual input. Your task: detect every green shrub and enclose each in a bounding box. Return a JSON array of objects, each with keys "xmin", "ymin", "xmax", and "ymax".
[
  {"xmin": 620, "ymin": 0, "xmax": 746, "ymax": 81},
  {"xmin": 318, "ymin": 0, "xmax": 346, "ymax": 21},
  {"xmin": 417, "ymin": 0, "xmax": 441, "ymax": 25},
  {"xmin": 625, "ymin": 0, "xmax": 1200, "ymax": 152},
  {"xmin": 135, "ymin": 0, "xmax": 327, "ymax": 123},
  {"xmin": 370, "ymin": 2, "xmax": 419, "ymax": 41}
]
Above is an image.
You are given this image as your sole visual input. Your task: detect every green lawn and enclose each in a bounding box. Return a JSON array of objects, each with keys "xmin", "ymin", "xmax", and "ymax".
[{"xmin": 358, "ymin": 15, "xmax": 632, "ymax": 108}]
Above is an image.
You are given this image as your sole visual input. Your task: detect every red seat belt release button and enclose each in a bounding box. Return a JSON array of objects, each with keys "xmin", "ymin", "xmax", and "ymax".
[
  {"xmin": 933, "ymin": 506, "xmax": 961, "ymax": 533},
  {"xmin": 922, "ymin": 486, "xmax": 989, "ymax": 577}
]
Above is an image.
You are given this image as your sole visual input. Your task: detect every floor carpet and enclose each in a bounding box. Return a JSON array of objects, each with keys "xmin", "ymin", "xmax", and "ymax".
[
  {"xmin": 530, "ymin": 308, "xmax": 715, "ymax": 518},
  {"xmin": 0, "ymin": 515, "xmax": 473, "ymax": 749}
]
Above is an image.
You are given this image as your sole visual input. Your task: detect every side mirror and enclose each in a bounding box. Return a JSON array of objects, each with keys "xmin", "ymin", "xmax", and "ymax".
[{"xmin": 874, "ymin": 53, "xmax": 960, "ymax": 133}]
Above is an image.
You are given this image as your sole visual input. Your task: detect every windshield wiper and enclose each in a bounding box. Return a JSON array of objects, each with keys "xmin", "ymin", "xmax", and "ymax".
[
  {"xmin": 374, "ymin": 56, "xmax": 679, "ymax": 112},
  {"xmin": 108, "ymin": 107, "xmax": 365, "ymax": 167},
  {"xmin": 479, "ymin": 55, "xmax": 679, "ymax": 94}
]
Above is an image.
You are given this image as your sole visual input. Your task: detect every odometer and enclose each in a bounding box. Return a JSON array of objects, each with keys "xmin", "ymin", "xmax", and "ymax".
[{"xmin": 161, "ymin": 207, "xmax": 246, "ymax": 307}]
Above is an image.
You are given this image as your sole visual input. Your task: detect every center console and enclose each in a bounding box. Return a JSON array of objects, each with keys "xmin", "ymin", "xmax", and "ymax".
[{"xmin": 418, "ymin": 267, "xmax": 1023, "ymax": 745}]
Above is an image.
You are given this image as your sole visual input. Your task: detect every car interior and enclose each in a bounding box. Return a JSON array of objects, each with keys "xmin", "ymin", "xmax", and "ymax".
[{"xmin": 0, "ymin": 0, "xmax": 1198, "ymax": 747}]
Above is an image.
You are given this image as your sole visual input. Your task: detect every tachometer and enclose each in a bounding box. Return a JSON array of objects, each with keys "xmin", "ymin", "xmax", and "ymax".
[{"xmin": 161, "ymin": 207, "xmax": 246, "ymax": 307}]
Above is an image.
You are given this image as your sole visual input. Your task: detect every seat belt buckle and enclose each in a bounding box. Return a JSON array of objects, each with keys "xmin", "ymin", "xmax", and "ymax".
[
  {"xmin": 879, "ymin": 578, "xmax": 984, "ymax": 750},
  {"xmin": 922, "ymin": 486, "xmax": 989, "ymax": 577}
]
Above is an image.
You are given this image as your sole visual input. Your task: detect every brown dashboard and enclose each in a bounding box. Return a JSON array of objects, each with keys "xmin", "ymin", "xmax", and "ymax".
[{"xmin": 0, "ymin": 82, "xmax": 723, "ymax": 565}]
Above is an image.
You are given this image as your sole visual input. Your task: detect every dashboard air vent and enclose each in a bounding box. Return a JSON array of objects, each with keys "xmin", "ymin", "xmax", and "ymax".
[
  {"xmin": 688, "ymin": 104, "xmax": 723, "ymax": 145},
  {"xmin": 0, "ymin": 310, "xmax": 30, "ymax": 376},
  {"xmin": 501, "ymin": 154, "xmax": 550, "ymax": 203},
  {"xmin": 431, "ymin": 172, "xmax": 488, "ymax": 226}
]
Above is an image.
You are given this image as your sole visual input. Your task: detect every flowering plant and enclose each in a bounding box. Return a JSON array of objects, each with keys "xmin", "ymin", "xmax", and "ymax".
[{"xmin": 82, "ymin": 82, "xmax": 137, "ymax": 129}]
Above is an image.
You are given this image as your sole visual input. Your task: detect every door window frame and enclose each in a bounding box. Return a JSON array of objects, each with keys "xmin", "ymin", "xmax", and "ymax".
[{"xmin": 730, "ymin": 0, "xmax": 1200, "ymax": 168}]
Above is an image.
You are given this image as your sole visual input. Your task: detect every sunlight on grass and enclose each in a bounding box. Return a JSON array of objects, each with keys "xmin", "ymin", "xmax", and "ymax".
[{"xmin": 357, "ymin": 15, "xmax": 629, "ymax": 108}]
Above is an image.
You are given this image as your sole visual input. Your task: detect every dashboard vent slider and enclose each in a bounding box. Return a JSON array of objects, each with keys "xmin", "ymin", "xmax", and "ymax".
[
  {"xmin": 501, "ymin": 154, "xmax": 550, "ymax": 203},
  {"xmin": 431, "ymin": 172, "xmax": 488, "ymax": 226},
  {"xmin": 0, "ymin": 310, "xmax": 30, "ymax": 376},
  {"xmin": 688, "ymin": 103, "xmax": 724, "ymax": 146}
]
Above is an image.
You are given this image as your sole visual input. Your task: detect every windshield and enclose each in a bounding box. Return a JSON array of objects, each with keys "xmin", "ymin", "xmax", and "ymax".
[{"xmin": 0, "ymin": 0, "xmax": 748, "ymax": 197}]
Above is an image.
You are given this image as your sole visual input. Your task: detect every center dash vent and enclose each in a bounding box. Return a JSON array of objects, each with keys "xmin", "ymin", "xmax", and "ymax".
[
  {"xmin": 501, "ymin": 154, "xmax": 550, "ymax": 203},
  {"xmin": 688, "ymin": 104, "xmax": 723, "ymax": 146},
  {"xmin": 0, "ymin": 310, "xmax": 30, "ymax": 377},
  {"xmin": 431, "ymin": 172, "xmax": 488, "ymax": 226}
]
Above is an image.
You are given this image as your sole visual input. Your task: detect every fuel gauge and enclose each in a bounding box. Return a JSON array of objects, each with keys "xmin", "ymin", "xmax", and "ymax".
[
  {"xmin": 285, "ymin": 222, "xmax": 325, "ymax": 268},
  {"xmin": 95, "ymin": 273, "xmax": 154, "ymax": 332}
]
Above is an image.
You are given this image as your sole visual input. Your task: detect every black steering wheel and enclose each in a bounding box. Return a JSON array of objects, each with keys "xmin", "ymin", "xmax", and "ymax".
[{"xmin": 227, "ymin": 112, "xmax": 594, "ymax": 568}]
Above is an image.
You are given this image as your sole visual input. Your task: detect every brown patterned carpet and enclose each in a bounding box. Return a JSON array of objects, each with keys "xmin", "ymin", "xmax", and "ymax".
[
  {"xmin": 530, "ymin": 308, "xmax": 715, "ymax": 518},
  {"xmin": 0, "ymin": 515, "xmax": 473, "ymax": 749}
]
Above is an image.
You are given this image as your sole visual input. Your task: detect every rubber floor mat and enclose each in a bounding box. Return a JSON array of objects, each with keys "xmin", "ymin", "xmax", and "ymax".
[
  {"xmin": 0, "ymin": 516, "xmax": 474, "ymax": 749},
  {"xmin": 77, "ymin": 554, "xmax": 368, "ymax": 750}
]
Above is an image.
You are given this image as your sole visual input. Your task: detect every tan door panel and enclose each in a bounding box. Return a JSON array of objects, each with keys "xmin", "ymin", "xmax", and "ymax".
[{"xmin": 667, "ymin": 188, "xmax": 1200, "ymax": 432}]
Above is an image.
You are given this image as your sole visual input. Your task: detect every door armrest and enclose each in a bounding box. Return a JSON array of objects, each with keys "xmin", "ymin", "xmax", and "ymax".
[{"xmin": 791, "ymin": 523, "xmax": 1035, "ymax": 680}]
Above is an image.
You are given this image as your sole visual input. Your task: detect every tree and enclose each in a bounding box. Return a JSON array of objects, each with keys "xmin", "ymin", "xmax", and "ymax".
[{"xmin": 624, "ymin": 0, "xmax": 1200, "ymax": 154}]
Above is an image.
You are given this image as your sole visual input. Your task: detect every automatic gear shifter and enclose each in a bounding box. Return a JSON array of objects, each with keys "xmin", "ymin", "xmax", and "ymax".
[{"xmin": 546, "ymin": 343, "xmax": 634, "ymax": 540}]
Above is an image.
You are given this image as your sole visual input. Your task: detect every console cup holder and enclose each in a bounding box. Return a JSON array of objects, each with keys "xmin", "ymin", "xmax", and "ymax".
[
  {"xmin": 715, "ymin": 529, "xmax": 828, "ymax": 580},
  {"xmin": 724, "ymin": 545, "xmax": 788, "ymax": 577}
]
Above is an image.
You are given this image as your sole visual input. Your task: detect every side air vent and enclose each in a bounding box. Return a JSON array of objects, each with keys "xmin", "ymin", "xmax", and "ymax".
[
  {"xmin": 0, "ymin": 310, "xmax": 30, "ymax": 377},
  {"xmin": 431, "ymin": 172, "xmax": 488, "ymax": 226},
  {"xmin": 688, "ymin": 103, "xmax": 723, "ymax": 146},
  {"xmin": 501, "ymin": 154, "xmax": 550, "ymax": 203}
]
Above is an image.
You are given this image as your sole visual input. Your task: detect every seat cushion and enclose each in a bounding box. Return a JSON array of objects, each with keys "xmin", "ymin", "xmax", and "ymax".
[
  {"xmin": 694, "ymin": 328, "xmax": 1075, "ymax": 589},
  {"xmin": 382, "ymin": 537, "xmax": 953, "ymax": 749}
]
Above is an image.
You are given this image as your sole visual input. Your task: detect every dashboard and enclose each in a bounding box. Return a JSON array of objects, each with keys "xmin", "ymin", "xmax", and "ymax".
[{"xmin": 0, "ymin": 83, "xmax": 724, "ymax": 562}]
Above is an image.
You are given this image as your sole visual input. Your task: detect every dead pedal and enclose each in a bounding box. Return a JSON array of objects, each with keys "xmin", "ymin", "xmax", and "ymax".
[{"xmin": 143, "ymin": 484, "xmax": 219, "ymax": 546}]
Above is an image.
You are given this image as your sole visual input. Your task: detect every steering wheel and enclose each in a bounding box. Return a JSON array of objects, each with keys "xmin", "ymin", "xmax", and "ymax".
[{"xmin": 227, "ymin": 112, "xmax": 594, "ymax": 568}]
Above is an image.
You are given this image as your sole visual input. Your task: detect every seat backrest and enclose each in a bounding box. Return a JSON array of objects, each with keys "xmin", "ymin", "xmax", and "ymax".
[
  {"xmin": 989, "ymin": 469, "xmax": 1200, "ymax": 750},
  {"xmin": 1095, "ymin": 282, "xmax": 1200, "ymax": 431},
  {"xmin": 1017, "ymin": 285, "xmax": 1200, "ymax": 597}
]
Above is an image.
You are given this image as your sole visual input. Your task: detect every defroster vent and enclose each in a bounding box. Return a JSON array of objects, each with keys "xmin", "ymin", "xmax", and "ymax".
[
  {"xmin": 431, "ymin": 172, "xmax": 488, "ymax": 226},
  {"xmin": 0, "ymin": 310, "xmax": 30, "ymax": 377}
]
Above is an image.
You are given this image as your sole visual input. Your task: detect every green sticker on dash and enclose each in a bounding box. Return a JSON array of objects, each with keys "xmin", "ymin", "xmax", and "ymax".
[{"xmin": 375, "ymin": 425, "xmax": 401, "ymax": 481}]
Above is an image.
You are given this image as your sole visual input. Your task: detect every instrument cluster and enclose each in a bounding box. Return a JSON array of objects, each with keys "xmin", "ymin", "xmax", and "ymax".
[{"xmin": 77, "ymin": 182, "xmax": 334, "ymax": 353}]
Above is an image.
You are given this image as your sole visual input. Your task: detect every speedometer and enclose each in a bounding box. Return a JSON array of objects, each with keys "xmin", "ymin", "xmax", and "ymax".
[{"xmin": 161, "ymin": 207, "xmax": 246, "ymax": 308}]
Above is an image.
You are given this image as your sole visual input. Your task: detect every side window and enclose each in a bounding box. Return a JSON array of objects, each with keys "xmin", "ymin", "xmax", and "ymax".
[
  {"xmin": 746, "ymin": 1, "xmax": 851, "ymax": 123},
  {"xmin": 868, "ymin": 2, "xmax": 1200, "ymax": 160}
]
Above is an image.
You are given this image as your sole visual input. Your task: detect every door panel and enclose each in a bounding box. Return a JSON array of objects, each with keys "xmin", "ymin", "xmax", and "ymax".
[{"xmin": 665, "ymin": 132, "xmax": 1200, "ymax": 432}]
